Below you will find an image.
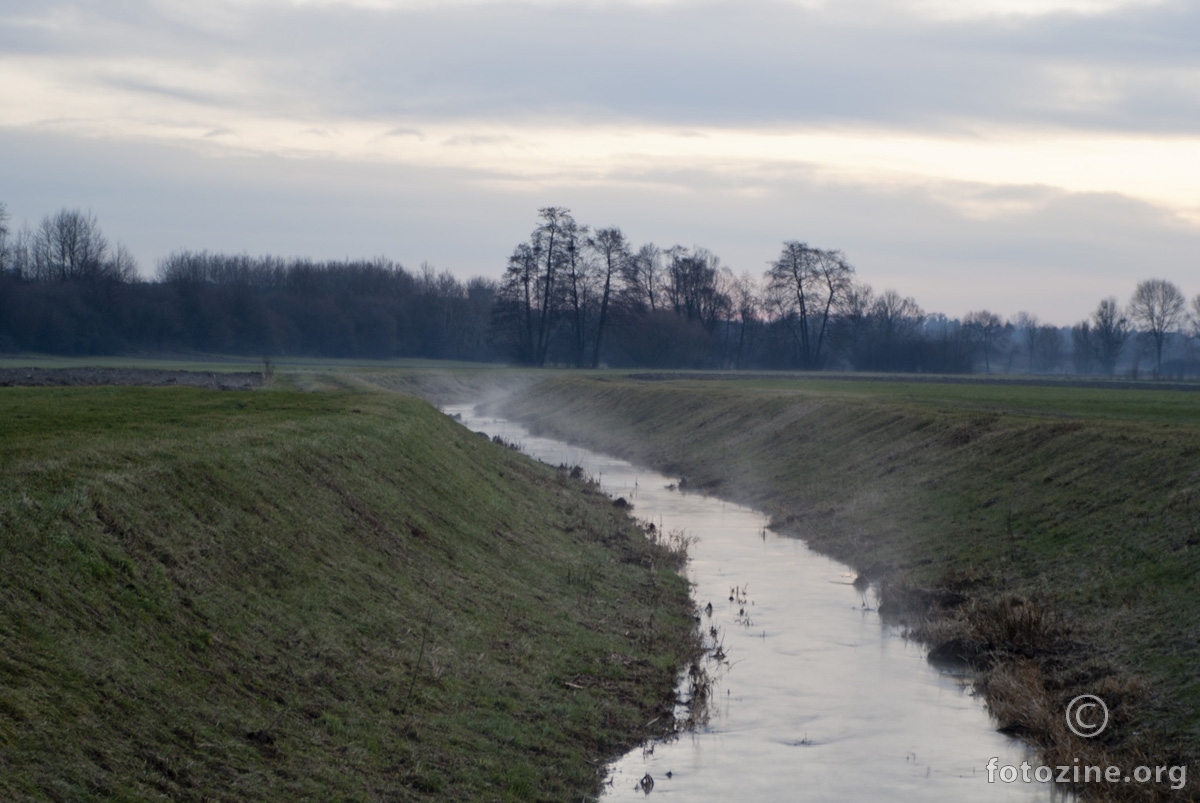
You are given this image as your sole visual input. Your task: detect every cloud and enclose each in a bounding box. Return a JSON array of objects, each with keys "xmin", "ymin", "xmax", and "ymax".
[
  {"xmin": 173, "ymin": 0, "xmax": 1175, "ymax": 16},
  {"xmin": 903, "ymin": 0, "xmax": 1173, "ymax": 19},
  {"xmin": 2, "ymin": 0, "xmax": 1198, "ymax": 324},
  {"xmin": 441, "ymin": 133, "xmax": 516, "ymax": 147},
  {"xmin": 382, "ymin": 126, "xmax": 425, "ymax": 139},
  {"xmin": 6, "ymin": 0, "xmax": 1200, "ymax": 132}
]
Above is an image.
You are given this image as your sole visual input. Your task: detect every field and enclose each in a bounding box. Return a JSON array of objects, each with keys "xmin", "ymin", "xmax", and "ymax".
[
  {"xmin": 5, "ymin": 355, "xmax": 1199, "ymax": 799},
  {"xmin": 0, "ymin": 374, "xmax": 697, "ymax": 802},
  {"xmin": 497, "ymin": 371, "xmax": 1200, "ymax": 799}
]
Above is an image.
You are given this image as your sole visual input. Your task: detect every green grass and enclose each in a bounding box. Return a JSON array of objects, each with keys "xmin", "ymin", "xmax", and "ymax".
[
  {"xmin": 498, "ymin": 373, "xmax": 1200, "ymax": 782},
  {"xmin": 618, "ymin": 373, "xmax": 1200, "ymax": 424},
  {"xmin": 0, "ymin": 354, "xmax": 510, "ymax": 373},
  {"xmin": 0, "ymin": 381, "xmax": 696, "ymax": 802}
]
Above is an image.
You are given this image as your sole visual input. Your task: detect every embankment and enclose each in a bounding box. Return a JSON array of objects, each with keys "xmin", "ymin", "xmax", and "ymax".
[
  {"xmin": 501, "ymin": 373, "xmax": 1200, "ymax": 800},
  {"xmin": 0, "ymin": 382, "xmax": 696, "ymax": 802}
]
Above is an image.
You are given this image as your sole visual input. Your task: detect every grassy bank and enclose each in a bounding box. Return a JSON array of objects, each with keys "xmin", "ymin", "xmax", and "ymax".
[
  {"xmin": 500, "ymin": 373, "xmax": 1200, "ymax": 800},
  {"xmin": 0, "ymin": 379, "xmax": 697, "ymax": 802}
]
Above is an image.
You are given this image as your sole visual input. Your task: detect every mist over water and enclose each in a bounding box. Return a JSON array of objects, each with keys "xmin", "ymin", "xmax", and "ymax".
[{"xmin": 446, "ymin": 404, "xmax": 1059, "ymax": 802}]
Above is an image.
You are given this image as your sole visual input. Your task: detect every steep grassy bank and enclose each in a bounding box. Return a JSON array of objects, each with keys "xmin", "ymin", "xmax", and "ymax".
[
  {"xmin": 502, "ymin": 374, "xmax": 1200, "ymax": 799},
  {"xmin": 0, "ymin": 381, "xmax": 696, "ymax": 802}
]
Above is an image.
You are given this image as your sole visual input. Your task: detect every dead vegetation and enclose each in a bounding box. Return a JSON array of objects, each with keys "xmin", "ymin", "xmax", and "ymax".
[{"xmin": 887, "ymin": 582, "xmax": 1194, "ymax": 800}]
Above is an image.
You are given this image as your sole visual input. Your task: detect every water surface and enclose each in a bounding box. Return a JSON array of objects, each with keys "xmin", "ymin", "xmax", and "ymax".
[{"xmin": 447, "ymin": 405, "xmax": 1057, "ymax": 802}]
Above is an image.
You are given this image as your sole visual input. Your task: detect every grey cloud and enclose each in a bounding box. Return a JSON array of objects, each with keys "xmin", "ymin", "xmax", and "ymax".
[
  {"xmin": 229, "ymin": 2, "xmax": 1200, "ymax": 133},
  {"xmin": 99, "ymin": 76, "xmax": 228, "ymax": 108},
  {"xmin": 8, "ymin": 1, "xmax": 1200, "ymax": 134}
]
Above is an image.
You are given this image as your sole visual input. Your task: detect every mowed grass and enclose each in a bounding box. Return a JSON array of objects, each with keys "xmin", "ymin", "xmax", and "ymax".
[
  {"xmin": 501, "ymin": 373, "xmax": 1200, "ymax": 780},
  {"xmin": 0, "ymin": 381, "xmax": 696, "ymax": 802}
]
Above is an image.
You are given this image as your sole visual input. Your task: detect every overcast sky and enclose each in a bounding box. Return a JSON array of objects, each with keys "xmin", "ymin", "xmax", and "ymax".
[{"xmin": 2, "ymin": 0, "xmax": 1198, "ymax": 323}]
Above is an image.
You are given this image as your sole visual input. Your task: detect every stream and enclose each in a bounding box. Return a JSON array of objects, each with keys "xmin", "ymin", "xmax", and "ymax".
[{"xmin": 446, "ymin": 404, "xmax": 1061, "ymax": 802}]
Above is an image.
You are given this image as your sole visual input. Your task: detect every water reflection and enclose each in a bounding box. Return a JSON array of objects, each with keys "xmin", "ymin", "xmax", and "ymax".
[{"xmin": 446, "ymin": 405, "xmax": 1059, "ymax": 802}]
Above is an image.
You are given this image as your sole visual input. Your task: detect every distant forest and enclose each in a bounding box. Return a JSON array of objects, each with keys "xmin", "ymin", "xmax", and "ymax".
[{"xmin": 2, "ymin": 202, "xmax": 1199, "ymax": 377}]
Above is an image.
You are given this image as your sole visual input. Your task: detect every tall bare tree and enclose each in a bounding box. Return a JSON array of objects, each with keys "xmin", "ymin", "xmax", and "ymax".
[
  {"xmin": 532, "ymin": 207, "xmax": 575, "ymax": 366},
  {"xmin": 587, "ymin": 227, "xmax": 628, "ymax": 368},
  {"xmin": 495, "ymin": 207, "xmax": 579, "ymax": 366},
  {"xmin": 559, "ymin": 216, "xmax": 592, "ymax": 367},
  {"xmin": 1128, "ymin": 278, "xmax": 1185, "ymax": 377},
  {"xmin": 765, "ymin": 242, "xmax": 854, "ymax": 368},
  {"xmin": 499, "ymin": 241, "xmax": 540, "ymax": 363}
]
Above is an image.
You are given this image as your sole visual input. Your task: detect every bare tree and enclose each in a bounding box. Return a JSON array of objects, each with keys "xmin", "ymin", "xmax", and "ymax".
[
  {"xmin": 1190, "ymin": 293, "xmax": 1200, "ymax": 339},
  {"xmin": 662, "ymin": 246, "xmax": 729, "ymax": 334},
  {"xmin": 495, "ymin": 207, "xmax": 578, "ymax": 366},
  {"xmin": 729, "ymin": 270, "xmax": 762, "ymax": 369},
  {"xmin": 620, "ymin": 243, "xmax": 663, "ymax": 313},
  {"xmin": 111, "ymin": 243, "xmax": 140, "ymax": 282},
  {"xmin": 964, "ymin": 310, "xmax": 1006, "ymax": 373},
  {"xmin": 531, "ymin": 207, "xmax": 575, "ymax": 366},
  {"xmin": 559, "ymin": 216, "xmax": 593, "ymax": 367},
  {"xmin": 587, "ymin": 227, "xmax": 629, "ymax": 368},
  {"xmin": 27, "ymin": 208, "xmax": 130, "ymax": 282},
  {"xmin": 1090, "ymin": 297, "xmax": 1129, "ymax": 376},
  {"xmin": 1013, "ymin": 311, "xmax": 1039, "ymax": 372},
  {"xmin": 866, "ymin": 290, "xmax": 926, "ymax": 370},
  {"xmin": 1128, "ymin": 278, "xmax": 1185, "ymax": 377},
  {"xmin": 498, "ymin": 242, "xmax": 540, "ymax": 363},
  {"xmin": 829, "ymin": 280, "xmax": 873, "ymax": 367},
  {"xmin": 873, "ymin": 290, "xmax": 924, "ymax": 332},
  {"xmin": 765, "ymin": 242, "xmax": 854, "ymax": 368},
  {"xmin": 8, "ymin": 223, "xmax": 33, "ymax": 278}
]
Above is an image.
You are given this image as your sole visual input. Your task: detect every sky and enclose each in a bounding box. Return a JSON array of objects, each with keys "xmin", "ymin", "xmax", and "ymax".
[{"xmin": 2, "ymin": 0, "xmax": 1199, "ymax": 324}]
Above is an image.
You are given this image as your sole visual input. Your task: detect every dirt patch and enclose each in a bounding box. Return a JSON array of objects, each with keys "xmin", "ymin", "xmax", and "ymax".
[{"xmin": 0, "ymin": 367, "xmax": 262, "ymax": 390}]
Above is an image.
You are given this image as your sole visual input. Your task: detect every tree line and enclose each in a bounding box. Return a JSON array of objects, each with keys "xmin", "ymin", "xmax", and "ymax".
[
  {"xmin": 2, "ymin": 202, "xmax": 1199, "ymax": 376},
  {"xmin": 0, "ymin": 205, "xmax": 493, "ymax": 359},
  {"xmin": 490, "ymin": 207, "xmax": 1200, "ymax": 377}
]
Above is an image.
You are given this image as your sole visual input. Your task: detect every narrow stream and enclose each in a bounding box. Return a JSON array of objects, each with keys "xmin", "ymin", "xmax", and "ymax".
[{"xmin": 446, "ymin": 404, "xmax": 1061, "ymax": 802}]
